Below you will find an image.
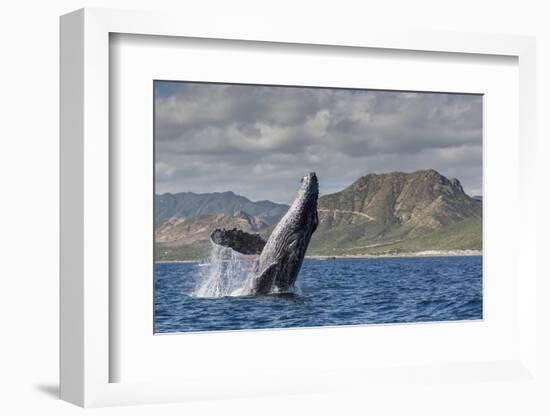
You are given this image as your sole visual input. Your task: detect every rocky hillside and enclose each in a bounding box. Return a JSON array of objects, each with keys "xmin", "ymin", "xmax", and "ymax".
[
  {"xmin": 155, "ymin": 192, "xmax": 288, "ymax": 261},
  {"xmin": 155, "ymin": 191, "xmax": 288, "ymax": 226},
  {"xmin": 310, "ymin": 169, "xmax": 481, "ymax": 255},
  {"xmin": 156, "ymin": 210, "xmax": 268, "ymax": 246},
  {"xmin": 155, "ymin": 169, "xmax": 482, "ymax": 260}
]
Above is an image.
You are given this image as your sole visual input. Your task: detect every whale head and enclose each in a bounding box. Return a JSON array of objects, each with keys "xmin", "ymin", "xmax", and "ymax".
[
  {"xmin": 284, "ymin": 172, "xmax": 319, "ymax": 242},
  {"xmin": 296, "ymin": 172, "xmax": 319, "ymax": 211},
  {"xmin": 288, "ymin": 172, "xmax": 319, "ymax": 238}
]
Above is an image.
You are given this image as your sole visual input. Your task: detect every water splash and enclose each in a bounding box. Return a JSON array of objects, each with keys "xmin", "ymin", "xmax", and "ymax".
[{"xmin": 193, "ymin": 242, "xmax": 258, "ymax": 298}]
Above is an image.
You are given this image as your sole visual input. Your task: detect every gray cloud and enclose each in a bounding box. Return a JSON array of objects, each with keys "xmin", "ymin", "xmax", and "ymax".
[{"xmin": 155, "ymin": 82, "xmax": 482, "ymax": 203}]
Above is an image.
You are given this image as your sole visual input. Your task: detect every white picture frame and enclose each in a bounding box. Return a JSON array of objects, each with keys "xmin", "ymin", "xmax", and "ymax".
[{"xmin": 60, "ymin": 7, "xmax": 537, "ymax": 408}]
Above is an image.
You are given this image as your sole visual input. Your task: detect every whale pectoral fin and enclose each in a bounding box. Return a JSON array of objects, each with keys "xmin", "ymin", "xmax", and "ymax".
[
  {"xmin": 210, "ymin": 228, "xmax": 266, "ymax": 255},
  {"xmin": 253, "ymin": 262, "xmax": 279, "ymax": 295}
]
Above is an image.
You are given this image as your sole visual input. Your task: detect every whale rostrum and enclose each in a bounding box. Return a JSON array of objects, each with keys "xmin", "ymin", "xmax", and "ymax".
[{"xmin": 210, "ymin": 172, "xmax": 319, "ymax": 295}]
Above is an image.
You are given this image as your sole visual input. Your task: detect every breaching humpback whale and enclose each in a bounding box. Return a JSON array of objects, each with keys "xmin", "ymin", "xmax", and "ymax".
[{"xmin": 210, "ymin": 172, "xmax": 319, "ymax": 295}]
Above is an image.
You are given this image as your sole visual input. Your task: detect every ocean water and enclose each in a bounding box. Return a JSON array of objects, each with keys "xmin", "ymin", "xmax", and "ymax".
[{"xmin": 154, "ymin": 256, "xmax": 482, "ymax": 333}]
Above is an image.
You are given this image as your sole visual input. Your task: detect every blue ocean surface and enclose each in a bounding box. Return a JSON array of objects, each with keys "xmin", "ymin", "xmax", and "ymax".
[{"xmin": 154, "ymin": 256, "xmax": 482, "ymax": 333}]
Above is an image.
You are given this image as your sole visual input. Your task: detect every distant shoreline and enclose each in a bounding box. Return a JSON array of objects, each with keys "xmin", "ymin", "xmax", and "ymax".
[
  {"xmin": 306, "ymin": 250, "xmax": 482, "ymax": 260},
  {"xmin": 155, "ymin": 250, "xmax": 482, "ymax": 263}
]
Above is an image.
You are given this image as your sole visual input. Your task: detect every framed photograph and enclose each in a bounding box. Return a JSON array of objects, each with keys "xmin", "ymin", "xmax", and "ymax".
[
  {"xmin": 60, "ymin": 8, "xmax": 538, "ymax": 407},
  {"xmin": 153, "ymin": 81, "xmax": 484, "ymax": 334}
]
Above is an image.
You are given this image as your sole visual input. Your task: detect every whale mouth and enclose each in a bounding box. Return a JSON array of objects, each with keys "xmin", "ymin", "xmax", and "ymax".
[{"xmin": 300, "ymin": 172, "xmax": 319, "ymax": 194}]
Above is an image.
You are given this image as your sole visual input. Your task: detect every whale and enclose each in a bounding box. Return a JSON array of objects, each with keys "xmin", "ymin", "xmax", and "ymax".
[{"xmin": 210, "ymin": 172, "xmax": 319, "ymax": 295}]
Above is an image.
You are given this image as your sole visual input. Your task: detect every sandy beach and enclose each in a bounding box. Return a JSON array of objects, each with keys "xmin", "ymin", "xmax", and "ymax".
[
  {"xmin": 155, "ymin": 250, "xmax": 482, "ymax": 263},
  {"xmin": 305, "ymin": 250, "xmax": 482, "ymax": 260}
]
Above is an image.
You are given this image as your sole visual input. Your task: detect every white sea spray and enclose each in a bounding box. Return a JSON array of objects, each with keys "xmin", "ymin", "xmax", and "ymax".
[{"xmin": 193, "ymin": 242, "xmax": 258, "ymax": 298}]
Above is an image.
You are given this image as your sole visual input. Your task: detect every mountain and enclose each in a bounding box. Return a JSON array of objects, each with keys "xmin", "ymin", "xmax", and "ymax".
[
  {"xmin": 155, "ymin": 192, "xmax": 288, "ymax": 261},
  {"xmin": 155, "ymin": 191, "xmax": 288, "ymax": 226},
  {"xmin": 155, "ymin": 210, "xmax": 272, "ymax": 261},
  {"xmin": 155, "ymin": 169, "xmax": 482, "ymax": 261},
  {"xmin": 309, "ymin": 169, "xmax": 482, "ymax": 255},
  {"xmin": 156, "ymin": 210, "xmax": 269, "ymax": 246}
]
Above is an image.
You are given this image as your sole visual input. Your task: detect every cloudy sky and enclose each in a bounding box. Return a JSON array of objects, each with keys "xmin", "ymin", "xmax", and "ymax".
[{"xmin": 155, "ymin": 81, "xmax": 482, "ymax": 204}]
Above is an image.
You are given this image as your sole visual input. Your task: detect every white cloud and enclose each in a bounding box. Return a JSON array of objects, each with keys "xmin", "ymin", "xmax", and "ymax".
[{"xmin": 155, "ymin": 82, "xmax": 482, "ymax": 203}]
